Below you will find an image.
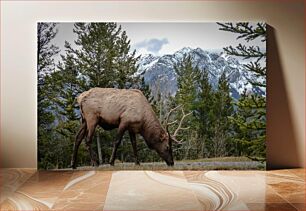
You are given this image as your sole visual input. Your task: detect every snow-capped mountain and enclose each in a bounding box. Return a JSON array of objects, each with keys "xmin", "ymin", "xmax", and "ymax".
[{"xmin": 137, "ymin": 47, "xmax": 266, "ymax": 99}]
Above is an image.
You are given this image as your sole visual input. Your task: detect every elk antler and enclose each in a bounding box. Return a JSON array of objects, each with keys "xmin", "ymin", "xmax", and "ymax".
[
  {"xmin": 165, "ymin": 105, "xmax": 182, "ymax": 134},
  {"xmin": 165, "ymin": 105, "xmax": 192, "ymax": 144}
]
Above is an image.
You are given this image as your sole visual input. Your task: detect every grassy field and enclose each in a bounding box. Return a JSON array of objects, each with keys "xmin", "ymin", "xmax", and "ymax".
[
  {"xmin": 177, "ymin": 156, "xmax": 255, "ymax": 163},
  {"xmin": 57, "ymin": 157, "xmax": 266, "ymax": 171}
]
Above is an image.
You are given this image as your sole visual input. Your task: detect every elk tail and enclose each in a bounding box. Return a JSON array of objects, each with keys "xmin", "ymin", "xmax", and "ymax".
[
  {"xmin": 75, "ymin": 95, "xmax": 85, "ymax": 124},
  {"xmin": 76, "ymin": 90, "xmax": 91, "ymax": 124},
  {"xmin": 79, "ymin": 103, "xmax": 86, "ymax": 124}
]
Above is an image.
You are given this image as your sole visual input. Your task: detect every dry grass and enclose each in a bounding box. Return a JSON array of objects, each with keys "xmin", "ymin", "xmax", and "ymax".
[
  {"xmin": 177, "ymin": 156, "xmax": 253, "ymax": 163},
  {"xmin": 55, "ymin": 157, "xmax": 265, "ymax": 171}
]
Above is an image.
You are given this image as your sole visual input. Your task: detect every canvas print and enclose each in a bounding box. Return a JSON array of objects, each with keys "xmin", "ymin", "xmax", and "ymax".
[{"xmin": 38, "ymin": 22, "xmax": 266, "ymax": 170}]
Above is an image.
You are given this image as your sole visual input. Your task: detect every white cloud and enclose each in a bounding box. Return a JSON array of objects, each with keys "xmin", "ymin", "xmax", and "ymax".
[{"xmin": 133, "ymin": 38, "xmax": 169, "ymax": 55}]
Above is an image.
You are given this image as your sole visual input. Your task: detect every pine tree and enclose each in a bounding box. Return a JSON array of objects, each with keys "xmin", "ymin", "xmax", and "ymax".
[
  {"xmin": 173, "ymin": 55, "xmax": 200, "ymax": 160},
  {"xmin": 175, "ymin": 56, "xmax": 199, "ymax": 112},
  {"xmin": 139, "ymin": 75, "xmax": 154, "ymax": 105},
  {"xmin": 195, "ymin": 70, "xmax": 215, "ymax": 158},
  {"xmin": 37, "ymin": 23, "xmax": 60, "ymax": 169},
  {"xmin": 217, "ymin": 22, "xmax": 266, "ymax": 88},
  {"xmin": 211, "ymin": 72, "xmax": 234, "ymax": 157},
  {"xmin": 65, "ymin": 23, "xmax": 140, "ymax": 89},
  {"xmin": 37, "ymin": 23, "xmax": 60, "ymax": 84},
  {"xmin": 217, "ymin": 22, "xmax": 266, "ymax": 159},
  {"xmin": 54, "ymin": 54, "xmax": 84, "ymax": 120},
  {"xmin": 37, "ymin": 23, "xmax": 60, "ymax": 129},
  {"xmin": 228, "ymin": 89, "xmax": 266, "ymax": 158},
  {"xmin": 52, "ymin": 52, "xmax": 90, "ymax": 167}
]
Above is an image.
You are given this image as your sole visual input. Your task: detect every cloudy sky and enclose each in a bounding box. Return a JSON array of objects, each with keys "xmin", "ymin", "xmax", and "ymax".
[{"xmin": 52, "ymin": 22, "xmax": 265, "ymax": 60}]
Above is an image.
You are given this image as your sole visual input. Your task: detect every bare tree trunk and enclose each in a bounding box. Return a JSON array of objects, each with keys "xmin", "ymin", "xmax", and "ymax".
[
  {"xmin": 121, "ymin": 139, "xmax": 124, "ymax": 162},
  {"xmin": 183, "ymin": 134, "xmax": 192, "ymax": 160},
  {"xmin": 97, "ymin": 134, "xmax": 102, "ymax": 165},
  {"xmin": 200, "ymin": 140, "xmax": 205, "ymax": 158},
  {"xmin": 56, "ymin": 157, "xmax": 59, "ymax": 169}
]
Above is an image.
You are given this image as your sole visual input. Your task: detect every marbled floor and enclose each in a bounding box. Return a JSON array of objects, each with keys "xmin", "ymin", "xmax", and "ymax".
[{"xmin": 0, "ymin": 169, "xmax": 304, "ymax": 211}]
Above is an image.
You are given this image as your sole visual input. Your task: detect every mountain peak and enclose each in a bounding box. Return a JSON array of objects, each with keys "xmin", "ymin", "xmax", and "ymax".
[
  {"xmin": 140, "ymin": 54, "xmax": 158, "ymax": 59},
  {"xmin": 137, "ymin": 47, "xmax": 266, "ymax": 99},
  {"xmin": 177, "ymin": 47, "xmax": 193, "ymax": 54}
]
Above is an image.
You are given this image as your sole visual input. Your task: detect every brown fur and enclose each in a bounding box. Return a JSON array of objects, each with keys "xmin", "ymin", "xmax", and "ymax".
[{"xmin": 71, "ymin": 88, "xmax": 174, "ymax": 169}]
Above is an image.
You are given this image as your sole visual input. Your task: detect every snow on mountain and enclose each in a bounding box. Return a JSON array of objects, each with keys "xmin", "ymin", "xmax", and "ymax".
[{"xmin": 137, "ymin": 47, "xmax": 266, "ymax": 99}]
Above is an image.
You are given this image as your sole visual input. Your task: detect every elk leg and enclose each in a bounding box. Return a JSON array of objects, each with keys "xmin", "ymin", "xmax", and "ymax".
[
  {"xmin": 109, "ymin": 124, "xmax": 126, "ymax": 166},
  {"xmin": 85, "ymin": 120, "xmax": 99, "ymax": 167},
  {"xmin": 129, "ymin": 131, "xmax": 140, "ymax": 165},
  {"xmin": 71, "ymin": 121, "xmax": 87, "ymax": 169}
]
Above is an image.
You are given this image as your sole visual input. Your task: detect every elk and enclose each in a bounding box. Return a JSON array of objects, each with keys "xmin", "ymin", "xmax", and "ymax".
[{"xmin": 71, "ymin": 87, "xmax": 191, "ymax": 169}]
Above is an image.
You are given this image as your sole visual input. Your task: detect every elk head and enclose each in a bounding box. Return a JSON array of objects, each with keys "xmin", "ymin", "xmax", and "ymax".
[{"xmin": 155, "ymin": 131, "xmax": 174, "ymax": 166}]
